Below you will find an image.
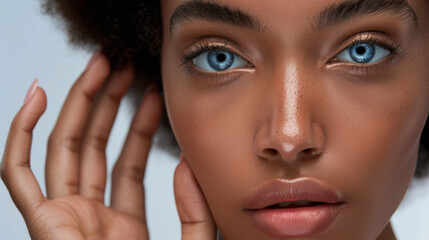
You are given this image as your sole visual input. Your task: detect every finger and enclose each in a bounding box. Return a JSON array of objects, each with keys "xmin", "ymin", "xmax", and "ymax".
[
  {"xmin": 174, "ymin": 154, "xmax": 217, "ymax": 240},
  {"xmin": 1, "ymin": 80, "xmax": 47, "ymax": 214},
  {"xmin": 46, "ymin": 51, "xmax": 110, "ymax": 199},
  {"xmin": 111, "ymin": 86, "xmax": 162, "ymax": 220},
  {"xmin": 79, "ymin": 65, "xmax": 135, "ymax": 202}
]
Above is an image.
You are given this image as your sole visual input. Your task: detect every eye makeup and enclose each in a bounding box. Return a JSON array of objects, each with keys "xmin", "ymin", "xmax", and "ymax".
[
  {"xmin": 179, "ymin": 30, "xmax": 405, "ymax": 82},
  {"xmin": 326, "ymin": 31, "xmax": 404, "ymax": 76},
  {"xmin": 179, "ymin": 38, "xmax": 254, "ymax": 83}
]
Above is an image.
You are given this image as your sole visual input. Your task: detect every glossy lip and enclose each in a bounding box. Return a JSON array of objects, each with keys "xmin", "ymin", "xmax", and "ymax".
[
  {"xmin": 244, "ymin": 177, "xmax": 346, "ymax": 238},
  {"xmin": 244, "ymin": 177, "xmax": 345, "ymax": 209}
]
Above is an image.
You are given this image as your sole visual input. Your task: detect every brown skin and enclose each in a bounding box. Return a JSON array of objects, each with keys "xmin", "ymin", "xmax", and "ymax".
[
  {"xmin": 0, "ymin": 54, "xmax": 214, "ymax": 239},
  {"xmin": 161, "ymin": 0, "xmax": 429, "ymax": 239},
  {"xmin": 1, "ymin": 0, "xmax": 429, "ymax": 240}
]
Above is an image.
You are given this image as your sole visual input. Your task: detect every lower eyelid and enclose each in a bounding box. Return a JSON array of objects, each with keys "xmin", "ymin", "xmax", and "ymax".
[
  {"xmin": 335, "ymin": 44, "xmax": 391, "ymax": 64},
  {"xmin": 183, "ymin": 64, "xmax": 253, "ymax": 84},
  {"xmin": 325, "ymin": 52, "xmax": 397, "ymax": 75},
  {"xmin": 189, "ymin": 49, "xmax": 252, "ymax": 73}
]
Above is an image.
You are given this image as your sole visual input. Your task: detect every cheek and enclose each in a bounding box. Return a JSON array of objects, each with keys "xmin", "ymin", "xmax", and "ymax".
[
  {"xmin": 163, "ymin": 83, "xmax": 242, "ymax": 233},
  {"xmin": 164, "ymin": 78, "xmax": 256, "ymax": 187},
  {"xmin": 161, "ymin": 31, "xmax": 429, "ymax": 238},
  {"xmin": 326, "ymin": 73, "xmax": 428, "ymax": 237}
]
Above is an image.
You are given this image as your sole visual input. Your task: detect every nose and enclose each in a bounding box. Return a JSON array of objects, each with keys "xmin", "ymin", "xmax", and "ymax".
[{"xmin": 254, "ymin": 62, "xmax": 325, "ymax": 163}]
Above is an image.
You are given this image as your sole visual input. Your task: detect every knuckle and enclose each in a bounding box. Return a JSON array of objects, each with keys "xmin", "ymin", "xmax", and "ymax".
[
  {"xmin": 48, "ymin": 133, "xmax": 81, "ymax": 153},
  {"xmin": 71, "ymin": 79, "xmax": 97, "ymax": 102},
  {"xmin": 113, "ymin": 162, "xmax": 145, "ymax": 183},
  {"xmin": 132, "ymin": 127, "xmax": 154, "ymax": 141},
  {"xmin": 0, "ymin": 161, "xmax": 7, "ymax": 182},
  {"xmin": 85, "ymin": 183, "xmax": 105, "ymax": 197},
  {"xmin": 105, "ymin": 89, "xmax": 123, "ymax": 104},
  {"xmin": 9, "ymin": 115, "xmax": 21, "ymax": 133},
  {"xmin": 81, "ymin": 87, "xmax": 97, "ymax": 102},
  {"xmin": 85, "ymin": 134, "xmax": 108, "ymax": 152},
  {"xmin": 47, "ymin": 133, "xmax": 55, "ymax": 148},
  {"xmin": 0, "ymin": 157, "xmax": 12, "ymax": 184}
]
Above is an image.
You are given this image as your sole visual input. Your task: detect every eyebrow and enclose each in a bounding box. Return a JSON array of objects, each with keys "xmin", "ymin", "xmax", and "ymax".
[
  {"xmin": 169, "ymin": 1, "xmax": 265, "ymax": 32},
  {"xmin": 314, "ymin": 0, "xmax": 418, "ymax": 30},
  {"xmin": 169, "ymin": 0, "xmax": 418, "ymax": 33}
]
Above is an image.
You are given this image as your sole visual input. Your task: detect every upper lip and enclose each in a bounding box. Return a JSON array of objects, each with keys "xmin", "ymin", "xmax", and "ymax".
[{"xmin": 243, "ymin": 177, "xmax": 345, "ymax": 210}]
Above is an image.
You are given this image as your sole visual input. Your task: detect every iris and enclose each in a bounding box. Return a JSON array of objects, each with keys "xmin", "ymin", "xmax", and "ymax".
[
  {"xmin": 207, "ymin": 51, "xmax": 234, "ymax": 70},
  {"xmin": 349, "ymin": 43, "xmax": 375, "ymax": 63}
]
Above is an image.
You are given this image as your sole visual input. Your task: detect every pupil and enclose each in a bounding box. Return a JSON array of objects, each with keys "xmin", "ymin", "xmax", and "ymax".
[
  {"xmin": 207, "ymin": 51, "xmax": 234, "ymax": 70},
  {"xmin": 349, "ymin": 43, "xmax": 375, "ymax": 63},
  {"xmin": 217, "ymin": 53, "xmax": 226, "ymax": 62},
  {"xmin": 356, "ymin": 46, "xmax": 366, "ymax": 55}
]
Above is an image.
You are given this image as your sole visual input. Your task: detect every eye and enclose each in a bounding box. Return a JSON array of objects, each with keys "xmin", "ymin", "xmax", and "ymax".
[
  {"xmin": 192, "ymin": 51, "xmax": 248, "ymax": 72},
  {"xmin": 335, "ymin": 42, "xmax": 391, "ymax": 64}
]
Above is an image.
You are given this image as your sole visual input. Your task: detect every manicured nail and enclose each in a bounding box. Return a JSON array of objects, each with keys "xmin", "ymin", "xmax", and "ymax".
[
  {"xmin": 24, "ymin": 78, "xmax": 38, "ymax": 105},
  {"xmin": 86, "ymin": 48, "xmax": 102, "ymax": 70}
]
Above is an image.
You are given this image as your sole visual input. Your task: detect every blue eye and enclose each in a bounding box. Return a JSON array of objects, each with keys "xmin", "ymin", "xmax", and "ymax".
[
  {"xmin": 193, "ymin": 51, "xmax": 248, "ymax": 72},
  {"xmin": 336, "ymin": 42, "xmax": 391, "ymax": 64}
]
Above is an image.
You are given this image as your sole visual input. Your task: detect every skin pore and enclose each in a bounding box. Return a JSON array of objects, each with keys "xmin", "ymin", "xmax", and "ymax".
[
  {"xmin": 1, "ymin": 0, "xmax": 428, "ymax": 239},
  {"xmin": 161, "ymin": 0, "xmax": 429, "ymax": 239}
]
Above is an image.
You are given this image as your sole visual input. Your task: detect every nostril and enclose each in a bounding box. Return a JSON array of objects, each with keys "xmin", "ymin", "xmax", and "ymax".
[
  {"xmin": 302, "ymin": 148, "xmax": 312, "ymax": 154},
  {"xmin": 301, "ymin": 148, "xmax": 320, "ymax": 156},
  {"xmin": 263, "ymin": 148, "xmax": 279, "ymax": 157}
]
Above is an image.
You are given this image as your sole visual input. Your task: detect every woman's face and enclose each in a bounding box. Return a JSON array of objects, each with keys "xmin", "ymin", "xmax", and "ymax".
[{"xmin": 160, "ymin": 0, "xmax": 429, "ymax": 239}]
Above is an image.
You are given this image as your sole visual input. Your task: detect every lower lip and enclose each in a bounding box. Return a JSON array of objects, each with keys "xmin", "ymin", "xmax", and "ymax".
[{"xmin": 246, "ymin": 203, "xmax": 345, "ymax": 238}]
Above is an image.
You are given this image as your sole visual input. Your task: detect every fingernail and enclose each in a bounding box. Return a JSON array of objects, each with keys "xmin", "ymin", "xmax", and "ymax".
[
  {"xmin": 24, "ymin": 78, "xmax": 38, "ymax": 105},
  {"xmin": 86, "ymin": 48, "xmax": 102, "ymax": 70}
]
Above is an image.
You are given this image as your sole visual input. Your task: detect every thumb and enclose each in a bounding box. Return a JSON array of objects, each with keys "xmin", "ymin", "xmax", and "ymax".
[{"xmin": 174, "ymin": 153, "xmax": 217, "ymax": 240}]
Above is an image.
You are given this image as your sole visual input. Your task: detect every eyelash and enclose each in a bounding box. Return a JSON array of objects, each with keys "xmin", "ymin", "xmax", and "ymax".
[
  {"xmin": 180, "ymin": 41, "xmax": 253, "ymax": 81},
  {"xmin": 181, "ymin": 34, "xmax": 403, "ymax": 78},
  {"xmin": 182, "ymin": 42, "xmax": 231, "ymax": 63},
  {"xmin": 327, "ymin": 34, "xmax": 403, "ymax": 74},
  {"xmin": 345, "ymin": 36, "xmax": 401, "ymax": 55}
]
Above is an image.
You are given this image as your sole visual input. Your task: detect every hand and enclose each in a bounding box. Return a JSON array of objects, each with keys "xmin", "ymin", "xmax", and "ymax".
[
  {"xmin": 1, "ymin": 50, "xmax": 218, "ymax": 240},
  {"xmin": 1, "ymin": 52, "xmax": 160, "ymax": 240},
  {"xmin": 174, "ymin": 153, "xmax": 217, "ymax": 240}
]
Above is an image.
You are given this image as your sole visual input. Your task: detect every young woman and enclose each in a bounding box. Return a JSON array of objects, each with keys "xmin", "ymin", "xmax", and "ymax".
[{"xmin": 2, "ymin": 0, "xmax": 429, "ymax": 239}]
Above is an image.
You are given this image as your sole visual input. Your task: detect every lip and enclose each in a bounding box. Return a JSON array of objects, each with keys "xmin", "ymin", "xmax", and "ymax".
[{"xmin": 244, "ymin": 177, "xmax": 346, "ymax": 238}]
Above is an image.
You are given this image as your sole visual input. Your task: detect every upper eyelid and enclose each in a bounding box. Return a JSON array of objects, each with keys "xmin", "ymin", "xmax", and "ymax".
[
  {"xmin": 334, "ymin": 32, "xmax": 402, "ymax": 55},
  {"xmin": 182, "ymin": 33, "xmax": 401, "ymax": 69},
  {"xmin": 325, "ymin": 37, "xmax": 401, "ymax": 75},
  {"xmin": 181, "ymin": 45, "xmax": 245, "ymax": 70},
  {"xmin": 326, "ymin": 33, "xmax": 402, "ymax": 66},
  {"xmin": 182, "ymin": 38, "xmax": 254, "ymax": 63},
  {"xmin": 343, "ymin": 39, "xmax": 397, "ymax": 53}
]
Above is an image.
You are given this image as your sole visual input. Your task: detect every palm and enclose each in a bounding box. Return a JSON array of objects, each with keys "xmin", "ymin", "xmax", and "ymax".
[{"xmin": 29, "ymin": 195, "xmax": 147, "ymax": 240}]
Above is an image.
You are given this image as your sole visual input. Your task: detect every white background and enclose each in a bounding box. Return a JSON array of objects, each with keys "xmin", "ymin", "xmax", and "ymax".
[{"xmin": 1, "ymin": 1, "xmax": 429, "ymax": 239}]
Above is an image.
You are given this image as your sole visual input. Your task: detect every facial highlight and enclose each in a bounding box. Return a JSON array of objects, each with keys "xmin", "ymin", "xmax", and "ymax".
[{"xmin": 161, "ymin": 0, "xmax": 429, "ymax": 239}]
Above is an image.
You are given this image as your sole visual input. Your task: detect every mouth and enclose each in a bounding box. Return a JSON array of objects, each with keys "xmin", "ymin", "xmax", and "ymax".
[
  {"xmin": 244, "ymin": 178, "xmax": 346, "ymax": 238},
  {"xmin": 266, "ymin": 200, "xmax": 326, "ymax": 209}
]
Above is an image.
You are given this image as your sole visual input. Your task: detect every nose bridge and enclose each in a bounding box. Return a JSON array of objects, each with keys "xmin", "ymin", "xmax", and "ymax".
[
  {"xmin": 273, "ymin": 60, "xmax": 315, "ymax": 145},
  {"xmin": 256, "ymin": 60, "xmax": 323, "ymax": 162},
  {"xmin": 276, "ymin": 61, "xmax": 303, "ymax": 141}
]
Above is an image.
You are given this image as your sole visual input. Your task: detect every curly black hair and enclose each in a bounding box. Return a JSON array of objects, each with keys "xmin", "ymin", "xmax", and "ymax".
[{"xmin": 41, "ymin": 0, "xmax": 429, "ymax": 178}]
